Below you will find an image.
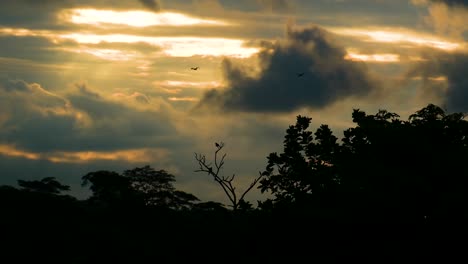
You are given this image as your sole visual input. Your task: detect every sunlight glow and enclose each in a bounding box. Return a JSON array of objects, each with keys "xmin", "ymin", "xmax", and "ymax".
[
  {"xmin": 0, "ymin": 144, "xmax": 166, "ymax": 163},
  {"xmin": 429, "ymin": 76, "xmax": 447, "ymax": 81},
  {"xmin": 155, "ymin": 80, "xmax": 222, "ymax": 94},
  {"xmin": 411, "ymin": 76, "xmax": 448, "ymax": 81},
  {"xmin": 345, "ymin": 52, "xmax": 400, "ymax": 62},
  {"xmin": 48, "ymin": 149, "xmax": 157, "ymax": 163},
  {"xmin": 0, "ymin": 27, "xmax": 55, "ymax": 39},
  {"xmin": 61, "ymin": 47, "xmax": 139, "ymax": 61},
  {"xmin": 59, "ymin": 33, "xmax": 260, "ymax": 58},
  {"xmin": 66, "ymin": 9, "xmax": 228, "ymax": 27},
  {"xmin": 329, "ymin": 27, "xmax": 461, "ymax": 51},
  {"xmin": 0, "ymin": 145, "xmax": 40, "ymax": 160},
  {"xmin": 168, "ymin": 97, "xmax": 199, "ymax": 102},
  {"xmin": 157, "ymin": 80, "xmax": 222, "ymax": 88}
]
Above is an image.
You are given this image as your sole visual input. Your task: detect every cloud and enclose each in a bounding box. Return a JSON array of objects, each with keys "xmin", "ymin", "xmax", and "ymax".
[
  {"xmin": 138, "ymin": 0, "xmax": 161, "ymax": 11},
  {"xmin": 0, "ymin": 79, "xmax": 199, "ymax": 198},
  {"xmin": 407, "ymin": 51, "xmax": 468, "ymax": 112},
  {"xmin": 257, "ymin": 0, "xmax": 292, "ymax": 13},
  {"xmin": 197, "ymin": 24, "xmax": 377, "ymax": 112},
  {"xmin": 429, "ymin": 0, "xmax": 468, "ymax": 7},
  {"xmin": 0, "ymin": 80, "xmax": 180, "ymax": 153},
  {"xmin": 428, "ymin": 3, "xmax": 468, "ymax": 38},
  {"xmin": 412, "ymin": 0, "xmax": 468, "ymax": 38}
]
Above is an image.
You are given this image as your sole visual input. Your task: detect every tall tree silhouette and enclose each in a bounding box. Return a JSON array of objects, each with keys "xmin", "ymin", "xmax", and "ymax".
[
  {"xmin": 123, "ymin": 165, "xmax": 199, "ymax": 210},
  {"xmin": 258, "ymin": 104, "xmax": 468, "ymax": 221},
  {"xmin": 82, "ymin": 170, "xmax": 136, "ymax": 207},
  {"xmin": 82, "ymin": 166, "xmax": 199, "ymax": 210},
  {"xmin": 340, "ymin": 104, "xmax": 468, "ymax": 221},
  {"xmin": 258, "ymin": 116, "xmax": 341, "ymax": 211}
]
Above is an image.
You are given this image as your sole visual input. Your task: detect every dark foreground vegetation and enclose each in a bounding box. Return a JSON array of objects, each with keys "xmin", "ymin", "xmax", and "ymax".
[{"xmin": 1, "ymin": 104, "xmax": 468, "ymax": 262}]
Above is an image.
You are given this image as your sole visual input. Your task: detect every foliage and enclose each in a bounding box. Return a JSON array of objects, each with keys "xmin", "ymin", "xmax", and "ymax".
[
  {"xmin": 18, "ymin": 177, "xmax": 70, "ymax": 195},
  {"xmin": 259, "ymin": 104, "xmax": 468, "ymax": 221},
  {"xmin": 82, "ymin": 166, "xmax": 199, "ymax": 210},
  {"xmin": 258, "ymin": 115, "xmax": 341, "ymax": 209},
  {"xmin": 2, "ymin": 103, "xmax": 468, "ymax": 262}
]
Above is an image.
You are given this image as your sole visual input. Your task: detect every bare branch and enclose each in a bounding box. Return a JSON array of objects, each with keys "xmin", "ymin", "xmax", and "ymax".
[
  {"xmin": 239, "ymin": 171, "xmax": 264, "ymax": 203},
  {"xmin": 194, "ymin": 142, "xmax": 264, "ymax": 211}
]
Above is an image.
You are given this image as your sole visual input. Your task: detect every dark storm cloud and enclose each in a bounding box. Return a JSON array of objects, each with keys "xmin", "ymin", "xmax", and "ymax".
[
  {"xmin": 408, "ymin": 51, "xmax": 468, "ymax": 112},
  {"xmin": 0, "ymin": 80, "xmax": 177, "ymax": 152},
  {"xmin": 257, "ymin": 0, "xmax": 292, "ymax": 13},
  {"xmin": 429, "ymin": 0, "xmax": 468, "ymax": 7},
  {"xmin": 0, "ymin": 36, "xmax": 63, "ymax": 62},
  {"xmin": 198, "ymin": 25, "xmax": 377, "ymax": 112},
  {"xmin": 138, "ymin": 0, "xmax": 161, "ymax": 11}
]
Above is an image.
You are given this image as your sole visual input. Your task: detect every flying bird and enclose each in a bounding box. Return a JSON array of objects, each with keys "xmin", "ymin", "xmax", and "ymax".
[
  {"xmin": 297, "ymin": 72, "xmax": 305, "ymax": 77},
  {"xmin": 191, "ymin": 67, "xmax": 199, "ymax": 70}
]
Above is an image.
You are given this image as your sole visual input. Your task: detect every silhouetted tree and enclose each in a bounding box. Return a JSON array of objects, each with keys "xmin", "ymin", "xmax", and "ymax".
[
  {"xmin": 192, "ymin": 201, "xmax": 228, "ymax": 212},
  {"xmin": 18, "ymin": 177, "xmax": 70, "ymax": 195},
  {"xmin": 123, "ymin": 165, "xmax": 199, "ymax": 210},
  {"xmin": 82, "ymin": 170, "xmax": 136, "ymax": 207},
  {"xmin": 82, "ymin": 166, "xmax": 199, "ymax": 210},
  {"xmin": 258, "ymin": 104, "xmax": 468, "ymax": 222},
  {"xmin": 194, "ymin": 142, "xmax": 263, "ymax": 211},
  {"xmin": 340, "ymin": 104, "xmax": 468, "ymax": 221},
  {"xmin": 258, "ymin": 116, "xmax": 341, "ymax": 212}
]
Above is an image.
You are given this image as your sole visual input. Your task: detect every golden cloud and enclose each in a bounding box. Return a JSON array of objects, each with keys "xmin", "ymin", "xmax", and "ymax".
[{"xmin": 0, "ymin": 144, "xmax": 168, "ymax": 164}]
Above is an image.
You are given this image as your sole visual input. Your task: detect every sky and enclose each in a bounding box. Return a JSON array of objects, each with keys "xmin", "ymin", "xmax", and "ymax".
[{"xmin": 1, "ymin": 0, "xmax": 467, "ymax": 204}]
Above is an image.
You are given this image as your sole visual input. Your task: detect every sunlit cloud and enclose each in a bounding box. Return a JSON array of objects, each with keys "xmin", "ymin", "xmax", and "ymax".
[
  {"xmin": 329, "ymin": 27, "xmax": 462, "ymax": 51},
  {"xmin": 59, "ymin": 33, "xmax": 260, "ymax": 58},
  {"xmin": 0, "ymin": 145, "xmax": 41, "ymax": 160},
  {"xmin": 64, "ymin": 9, "xmax": 229, "ymax": 27},
  {"xmin": 0, "ymin": 144, "xmax": 167, "ymax": 163},
  {"xmin": 345, "ymin": 51, "xmax": 400, "ymax": 62},
  {"xmin": 155, "ymin": 80, "xmax": 222, "ymax": 89},
  {"xmin": 411, "ymin": 76, "xmax": 448, "ymax": 81},
  {"xmin": 59, "ymin": 47, "xmax": 140, "ymax": 61},
  {"xmin": 0, "ymin": 27, "xmax": 56, "ymax": 39},
  {"xmin": 47, "ymin": 149, "xmax": 161, "ymax": 163},
  {"xmin": 0, "ymin": 27, "xmax": 259, "ymax": 58},
  {"xmin": 429, "ymin": 76, "xmax": 447, "ymax": 81},
  {"xmin": 408, "ymin": 56, "xmax": 429, "ymax": 62},
  {"xmin": 168, "ymin": 97, "xmax": 199, "ymax": 102},
  {"xmin": 155, "ymin": 81, "xmax": 222, "ymax": 95}
]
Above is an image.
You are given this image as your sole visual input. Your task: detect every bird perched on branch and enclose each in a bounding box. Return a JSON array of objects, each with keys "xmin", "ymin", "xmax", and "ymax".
[{"xmin": 215, "ymin": 142, "xmax": 220, "ymax": 148}]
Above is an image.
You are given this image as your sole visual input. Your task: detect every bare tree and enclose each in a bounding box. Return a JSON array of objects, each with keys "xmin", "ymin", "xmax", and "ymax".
[{"xmin": 194, "ymin": 142, "xmax": 263, "ymax": 211}]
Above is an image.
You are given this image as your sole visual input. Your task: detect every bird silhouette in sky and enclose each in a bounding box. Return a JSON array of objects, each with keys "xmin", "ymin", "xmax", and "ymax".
[
  {"xmin": 297, "ymin": 72, "xmax": 305, "ymax": 77},
  {"xmin": 191, "ymin": 67, "xmax": 199, "ymax": 70}
]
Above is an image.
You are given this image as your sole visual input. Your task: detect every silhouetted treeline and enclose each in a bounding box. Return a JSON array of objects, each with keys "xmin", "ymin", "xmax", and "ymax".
[{"xmin": 1, "ymin": 103, "xmax": 467, "ymax": 262}]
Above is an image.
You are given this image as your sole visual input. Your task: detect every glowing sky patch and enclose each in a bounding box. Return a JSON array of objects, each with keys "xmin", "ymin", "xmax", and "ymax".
[
  {"xmin": 156, "ymin": 80, "xmax": 222, "ymax": 89},
  {"xmin": 59, "ymin": 33, "xmax": 260, "ymax": 58},
  {"xmin": 66, "ymin": 9, "xmax": 228, "ymax": 27},
  {"xmin": 330, "ymin": 27, "xmax": 462, "ymax": 51},
  {"xmin": 168, "ymin": 97, "xmax": 199, "ymax": 102},
  {"xmin": 411, "ymin": 76, "xmax": 448, "ymax": 81},
  {"xmin": 62, "ymin": 47, "xmax": 139, "ymax": 61},
  {"xmin": 0, "ymin": 145, "xmax": 40, "ymax": 160},
  {"xmin": 0, "ymin": 144, "xmax": 166, "ymax": 163},
  {"xmin": 0, "ymin": 27, "xmax": 54, "ymax": 38},
  {"xmin": 428, "ymin": 76, "xmax": 447, "ymax": 82},
  {"xmin": 47, "ymin": 149, "xmax": 159, "ymax": 163},
  {"xmin": 345, "ymin": 52, "xmax": 400, "ymax": 62}
]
